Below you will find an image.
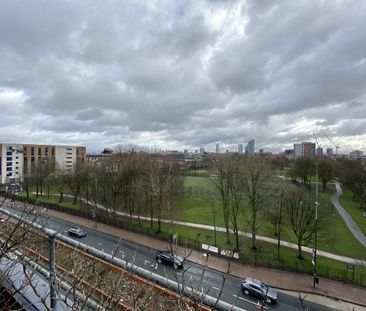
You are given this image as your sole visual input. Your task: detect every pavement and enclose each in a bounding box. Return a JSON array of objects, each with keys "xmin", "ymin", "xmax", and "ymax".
[{"xmin": 27, "ymin": 205, "xmax": 366, "ymax": 311}]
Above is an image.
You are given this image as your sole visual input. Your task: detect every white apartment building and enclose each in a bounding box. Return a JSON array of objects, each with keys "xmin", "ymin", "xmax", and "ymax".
[
  {"xmin": 0, "ymin": 144, "xmax": 24, "ymax": 184},
  {"xmin": 0, "ymin": 143, "xmax": 86, "ymax": 184},
  {"xmin": 55, "ymin": 146, "xmax": 77, "ymax": 171}
]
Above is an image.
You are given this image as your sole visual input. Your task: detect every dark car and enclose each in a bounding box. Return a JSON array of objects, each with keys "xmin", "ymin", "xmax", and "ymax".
[
  {"xmin": 156, "ymin": 251, "xmax": 184, "ymax": 269},
  {"xmin": 241, "ymin": 277, "xmax": 278, "ymax": 304},
  {"xmin": 67, "ymin": 227, "xmax": 87, "ymax": 238}
]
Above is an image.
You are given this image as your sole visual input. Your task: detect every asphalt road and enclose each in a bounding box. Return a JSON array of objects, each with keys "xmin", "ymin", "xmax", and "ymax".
[{"xmin": 1, "ymin": 204, "xmax": 337, "ymax": 311}]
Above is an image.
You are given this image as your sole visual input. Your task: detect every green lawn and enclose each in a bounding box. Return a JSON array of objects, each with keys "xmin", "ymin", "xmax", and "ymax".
[
  {"xmin": 17, "ymin": 193, "xmax": 80, "ymax": 210},
  {"xmin": 179, "ymin": 178, "xmax": 366, "ymax": 259},
  {"xmin": 318, "ymin": 191, "xmax": 366, "ymax": 257},
  {"xmin": 339, "ymin": 189, "xmax": 366, "ymax": 236}
]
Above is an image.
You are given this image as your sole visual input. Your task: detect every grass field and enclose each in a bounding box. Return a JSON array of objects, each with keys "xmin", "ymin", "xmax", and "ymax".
[
  {"xmin": 179, "ymin": 177, "xmax": 366, "ymax": 259},
  {"xmin": 17, "ymin": 192, "xmax": 80, "ymax": 210},
  {"xmin": 17, "ymin": 175, "xmax": 366, "ymax": 261}
]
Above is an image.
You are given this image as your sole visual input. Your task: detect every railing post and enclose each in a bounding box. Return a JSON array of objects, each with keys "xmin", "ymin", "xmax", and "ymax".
[{"xmin": 49, "ymin": 236, "xmax": 57, "ymax": 309}]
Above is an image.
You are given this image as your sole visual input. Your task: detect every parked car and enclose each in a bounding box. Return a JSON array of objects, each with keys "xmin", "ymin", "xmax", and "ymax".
[
  {"xmin": 67, "ymin": 227, "xmax": 87, "ymax": 238},
  {"xmin": 241, "ymin": 277, "xmax": 278, "ymax": 304},
  {"xmin": 156, "ymin": 251, "xmax": 184, "ymax": 269}
]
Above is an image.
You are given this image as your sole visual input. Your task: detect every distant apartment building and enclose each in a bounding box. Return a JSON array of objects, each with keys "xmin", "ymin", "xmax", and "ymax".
[
  {"xmin": 199, "ymin": 147, "xmax": 205, "ymax": 155},
  {"xmin": 246, "ymin": 139, "xmax": 255, "ymax": 156},
  {"xmin": 238, "ymin": 144, "xmax": 243, "ymax": 154},
  {"xmin": 283, "ymin": 149, "xmax": 294, "ymax": 160},
  {"xmin": 216, "ymin": 143, "xmax": 220, "ymax": 154},
  {"xmin": 326, "ymin": 148, "xmax": 333, "ymax": 157},
  {"xmin": 316, "ymin": 147, "xmax": 323, "ymax": 157},
  {"xmin": 294, "ymin": 142, "xmax": 316, "ymax": 158},
  {"xmin": 350, "ymin": 150, "xmax": 363, "ymax": 159},
  {"xmin": 0, "ymin": 143, "xmax": 86, "ymax": 184}
]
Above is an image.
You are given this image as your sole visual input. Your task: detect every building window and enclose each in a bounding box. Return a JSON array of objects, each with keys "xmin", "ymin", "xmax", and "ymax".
[
  {"xmin": 38, "ymin": 147, "xmax": 42, "ymax": 156},
  {"xmin": 7, "ymin": 167, "xmax": 12, "ymax": 171},
  {"xmin": 52, "ymin": 147, "xmax": 55, "ymax": 156},
  {"xmin": 7, "ymin": 151, "xmax": 12, "ymax": 156},
  {"xmin": 24, "ymin": 146, "xmax": 27, "ymax": 152},
  {"xmin": 31, "ymin": 147, "xmax": 34, "ymax": 155},
  {"xmin": 7, "ymin": 162, "xmax": 12, "ymax": 167},
  {"xmin": 6, "ymin": 157, "xmax": 12, "ymax": 161}
]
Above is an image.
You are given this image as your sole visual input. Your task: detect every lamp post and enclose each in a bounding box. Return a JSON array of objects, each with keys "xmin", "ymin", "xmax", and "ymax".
[
  {"xmin": 313, "ymin": 162, "xmax": 319, "ymax": 288},
  {"xmin": 93, "ymin": 178, "xmax": 98, "ymax": 229}
]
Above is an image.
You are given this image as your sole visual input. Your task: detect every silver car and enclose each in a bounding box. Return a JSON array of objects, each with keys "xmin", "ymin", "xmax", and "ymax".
[
  {"xmin": 67, "ymin": 227, "xmax": 87, "ymax": 238},
  {"xmin": 241, "ymin": 277, "xmax": 278, "ymax": 304}
]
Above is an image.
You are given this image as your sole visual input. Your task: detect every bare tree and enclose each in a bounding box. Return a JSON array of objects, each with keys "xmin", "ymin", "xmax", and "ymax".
[
  {"xmin": 212, "ymin": 156, "xmax": 233, "ymax": 243},
  {"xmin": 263, "ymin": 179, "xmax": 289, "ymax": 261},
  {"xmin": 53, "ymin": 165, "xmax": 68, "ymax": 203},
  {"xmin": 241, "ymin": 156, "xmax": 272, "ymax": 250},
  {"xmin": 292, "ymin": 157, "xmax": 314, "ymax": 186},
  {"xmin": 318, "ymin": 158, "xmax": 335, "ymax": 191},
  {"xmin": 285, "ymin": 187, "xmax": 316, "ymax": 259}
]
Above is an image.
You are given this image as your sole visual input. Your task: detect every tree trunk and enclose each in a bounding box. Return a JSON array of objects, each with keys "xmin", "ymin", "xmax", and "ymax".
[
  {"xmin": 297, "ymin": 242, "xmax": 303, "ymax": 259},
  {"xmin": 251, "ymin": 208, "xmax": 257, "ymax": 250}
]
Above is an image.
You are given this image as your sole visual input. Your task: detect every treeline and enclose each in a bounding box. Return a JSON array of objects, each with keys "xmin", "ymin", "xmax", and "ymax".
[
  {"xmin": 21, "ymin": 150, "xmax": 366, "ymax": 258},
  {"xmin": 22, "ymin": 152, "xmax": 182, "ymax": 233},
  {"xmin": 288, "ymin": 156, "xmax": 366, "ymax": 209}
]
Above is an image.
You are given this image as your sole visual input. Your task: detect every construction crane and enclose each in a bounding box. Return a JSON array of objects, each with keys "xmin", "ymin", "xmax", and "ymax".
[
  {"xmin": 313, "ymin": 130, "xmax": 321, "ymax": 148},
  {"xmin": 323, "ymin": 132, "xmax": 340, "ymax": 158}
]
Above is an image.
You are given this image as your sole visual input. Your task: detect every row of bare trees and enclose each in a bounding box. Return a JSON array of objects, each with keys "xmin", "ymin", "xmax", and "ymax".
[
  {"xmin": 211, "ymin": 154, "xmax": 326, "ymax": 259},
  {"xmin": 22, "ymin": 152, "xmax": 183, "ymax": 233}
]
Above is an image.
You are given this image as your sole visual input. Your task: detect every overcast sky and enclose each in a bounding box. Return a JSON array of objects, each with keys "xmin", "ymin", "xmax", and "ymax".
[{"xmin": 1, "ymin": 0, "xmax": 366, "ymax": 154}]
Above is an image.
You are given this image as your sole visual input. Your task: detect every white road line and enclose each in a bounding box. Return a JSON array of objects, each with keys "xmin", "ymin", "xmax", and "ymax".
[
  {"xmin": 233, "ymin": 294, "xmax": 268, "ymax": 309},
  {"xmin": 98, "ymin": 242, "xmax": 103, "ymax": 246},
  {"xmin": 211, "ymin": 286, "xmax": 221, "ymax": 291}
]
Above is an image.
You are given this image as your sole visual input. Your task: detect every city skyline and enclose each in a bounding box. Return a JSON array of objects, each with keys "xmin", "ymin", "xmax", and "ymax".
[{"xmin": 1, "ymin": 1, "xmax": 366, "ymax": 154}]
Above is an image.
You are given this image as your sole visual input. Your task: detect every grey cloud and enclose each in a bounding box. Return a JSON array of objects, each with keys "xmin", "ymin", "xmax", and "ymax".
[{"xmin": 0, "ymin": 0, "xmax": 366, "ymax": 153}]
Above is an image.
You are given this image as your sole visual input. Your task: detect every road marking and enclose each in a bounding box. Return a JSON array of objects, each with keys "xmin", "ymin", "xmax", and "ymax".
[
  {"xmin": 233, "ymin": 294, "xmax": 269, "ymax": 309},
  {"xmin": 212, "ymin": 286, "xmax": 221, "ymax": 291},
  {"xmin": 98, "ymin": 242, "xmax": 103, "ymax": 246}
]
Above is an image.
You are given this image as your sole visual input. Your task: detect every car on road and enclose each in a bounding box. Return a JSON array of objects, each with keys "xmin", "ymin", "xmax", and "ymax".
[
  {"xmin": 156, "ymin": 251, "xmax": 184, "ymax": 269},
  {"xmin": 241, "ymin": 277, "xmax": 278, "ymax": 304},
  {"xmin": 67, "ymin": 227, "xmax": 87, "ymax": 238}
]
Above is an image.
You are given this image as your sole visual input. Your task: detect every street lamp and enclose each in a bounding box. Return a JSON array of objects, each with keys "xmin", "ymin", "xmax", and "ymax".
[
  {"xmin": 313, "ymin": 162, "xmax": 320, "ymax": 288},
  {"xmin": 93, "ymin": 178, "xmax": 98, "ymax": 229}
]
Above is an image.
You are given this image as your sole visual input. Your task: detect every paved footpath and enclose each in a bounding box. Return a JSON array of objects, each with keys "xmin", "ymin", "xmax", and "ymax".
[
  {"xmin": 31, "ymin": 206, "xmax": 366, "ymax": 310},
  {"xmin": 332, "ymin": 182, "xmax": 366, "ymax": 248}
]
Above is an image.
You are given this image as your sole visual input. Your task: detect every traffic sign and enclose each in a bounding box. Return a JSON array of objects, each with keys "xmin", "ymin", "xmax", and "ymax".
[{"xmin": 346, "ymin": 263, "xmax": 355, "ymax": 271}]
